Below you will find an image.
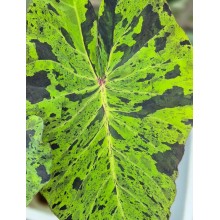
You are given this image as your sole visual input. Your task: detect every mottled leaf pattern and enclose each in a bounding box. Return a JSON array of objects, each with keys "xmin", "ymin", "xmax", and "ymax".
[
  {"xmin": 26, "ymin": 115, "xmax": 52, "ymax": 205},
  {"xmin": 26, "ymin": 0, "xmax": 192, "ymax": 219}
]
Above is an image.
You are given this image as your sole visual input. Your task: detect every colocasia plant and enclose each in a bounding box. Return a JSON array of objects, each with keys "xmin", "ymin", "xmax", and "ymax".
[{"xmin": 26, "ymin": 0, "xmax": 193, "ymax": 219}]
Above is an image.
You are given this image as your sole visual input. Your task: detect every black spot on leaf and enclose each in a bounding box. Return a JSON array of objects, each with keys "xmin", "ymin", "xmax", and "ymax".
[
  {"xmin": 52, "ymin": 70, "xmax": 59, "ymax": 78},
  {"xmin": 66, "ymin": 89, "xmax": 98, "ymax": 103},
  {"xmin": 139, "ymin": 181, "xmax": 144, "ymax": 186},
  {"xmin": 36, "ymin": 165, "xmax": 50, "ymax": 183},
  {"xmin": 111, "ymin": 207, "xmax": 117, "ymax": 215},
  {"xmin": 139, "ymin": 134, "xmax": 149, "ymax": 143},
  {"xmin": 167, "ymin": 124, "xmax": 173, "ymax": 129},
  {"xmin": 133, "ymin": 148, "xmax": 142, "ymax": 152},
  {"xmin": 68, "ymin": 140, "xmax": 78, "ymax": 151},
  {"xmin": 148, "ymin": 194, "xmax": 157, "ymax": 204},
  {"xmin": 98, "ymin": 205, "xmax": 106, "ymax": 210},
  {"xmin": 51, "ymin": 143, "xmax": 59, "ymax": 150},
  {"xmin": 60, "ymin": 205, "xmax": 67, "ymax": 210},
  {"xmin": 118, "ymin": 164, "xmax": 125, "ymax": 172},
  {"xmin": 26, "ymin": 86, "xmax": 50, "ymax": 104},
  {"xmin": 152, "ymin": 142, "xmax": 185, "ymax": 176},
  {"xmin": 163, "ymin": 60, "xmax": 171, "ymax": 65},
  {"xmin": 54, "ymin": 171, "xmax": 61, "ymax": 177},
  {"xmin": 137, "ymin": 73, "xmax": 155, "ymax": 82},
  {"xmin": 30, "ymin": 39, "xmax": 58, "ymax": 62},
  {"xmin": 107, "ymin": 163, "xmax": 110, "ymax": 169},
  {"xmin": 112, "ymin": 187, "xmax": 117, "ymax": 194},
  {"xmin": 181, "ymin": 119, "xmax": 193, "ymax": 126},
  {"xmin": 114, "ymin": 155, "xmax": 120, "ymax": 161},
  {"xmin": 155, "ymin": 32, "xmax": 170, "ymax": 52},
  {"xmin": 128, "ymin": 175, "xmax": 135, "ymax": 181},
  {"xmin": 98, "ymin": 138, "xmax": 105, "ymax": 146},
  {"xmin": 39, "ymin": 27, "xmax": 43, "ymax": 33},
  {"xmin": 109, "ymin": 125, "xmax": 125, "ymax": 140},
  {"xmin": 52, "ymin": 201, "xmax": 61, "ymax": 209},
  {"xmin": 165, "ymin": 65, "xmax": 181, "ymax": 79},
  {"xmin": 122, "ymin": 18, "xmax": 128, "ymax": 28},
  {"xmin": 92, "ymin": 205, "xmax": 97, "ymax": 213},
  {"xmin": 87, "ymin": 162, "xmax": 91, "ymax": 169},
  {"xmin": 27, "ymin": 70, "xmax": 50, "ymax": 88},
  {"xmin": 66, "ymin": 215, "xmax": 72, "ymax": 220},
  {"xmin": 26, "ymin": 129, "xmax": 35, "ymax": 148},
  {"xmin": 146, "ymin": 73, "xmax": 155, "ymax": 80},
  {"xmin": 72, "ymin": 177, "xmax": 83, "ymax": 190},
  {"xmin": 60, "ymin": 27, "xmax": 75, "ymax": 48},
  {"xmin": 47, "ymin": 3, "xmax": 59, "ymax": 15},
  {"xmin": 143, "ymin": 211, "xmax": 151, "ymax": 217},
  {"xmin": 45, "ymin": 121, "xmax": 50, "ymax": 126},
  {"xmin": 119, "ymin": 97, "xmax": 130, "ymax": 104},
  {"xmin": 180, "ymin": 40, "xmax": 191, "ymax": 46},
  {"xmin": 62, "ymin": 107, "xmax": 68, "ymax": 112},
  {"xmin": 56, "ymin": 84, "xmax": 65, "ymax": 91},
  {"xmin": 110, "ymin": 75, "xmax": 121, "ymax": 81},
  {"xmin": 163, "ymin": 3, "xmax": 172, "ymax": 16}
]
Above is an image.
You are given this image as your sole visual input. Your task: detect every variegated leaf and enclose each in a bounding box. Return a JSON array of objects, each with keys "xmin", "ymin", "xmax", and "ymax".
[{"xmin": 26, "ymin": 0, "xmax": 192, "ymax": 219}]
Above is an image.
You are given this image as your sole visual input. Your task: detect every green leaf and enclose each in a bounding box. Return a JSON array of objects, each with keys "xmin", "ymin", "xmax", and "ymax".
[
  {"xmin": 26, "ymin": 0, "xmax": 192, "ymax": 219},
  {"xmin": 26, "ymin": 115, "xmax": 52, "ymax": 205}
]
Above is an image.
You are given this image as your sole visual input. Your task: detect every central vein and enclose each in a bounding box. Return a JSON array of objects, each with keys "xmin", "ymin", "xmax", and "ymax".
[{"xmin": 100, "ymin": 82, "xmax": 125, "ymax": 219}]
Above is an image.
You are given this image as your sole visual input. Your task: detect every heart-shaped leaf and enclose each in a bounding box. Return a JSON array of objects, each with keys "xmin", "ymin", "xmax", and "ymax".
[
  {"xmin": 26, "ymin": 0, "xmax": 192, "ymax": 219},
  {"xmin": 26, "ymin": 115, "xmax": 52, "ymax": 205}
]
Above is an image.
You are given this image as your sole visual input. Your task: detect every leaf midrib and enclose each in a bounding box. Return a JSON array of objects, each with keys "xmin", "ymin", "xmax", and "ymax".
[{"xmin": 100, "ymin": 85, "xmax": 126, "ymax": 219}]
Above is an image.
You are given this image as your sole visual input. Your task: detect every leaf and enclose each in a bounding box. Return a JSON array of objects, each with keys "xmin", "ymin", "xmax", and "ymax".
[
  {"xmin": 26, "ymin": 115, "xmax": 52, "ymax": 205},
  {"xmin": 26, "ymin": 0, "xmax": 193, "ymax": 219}
]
